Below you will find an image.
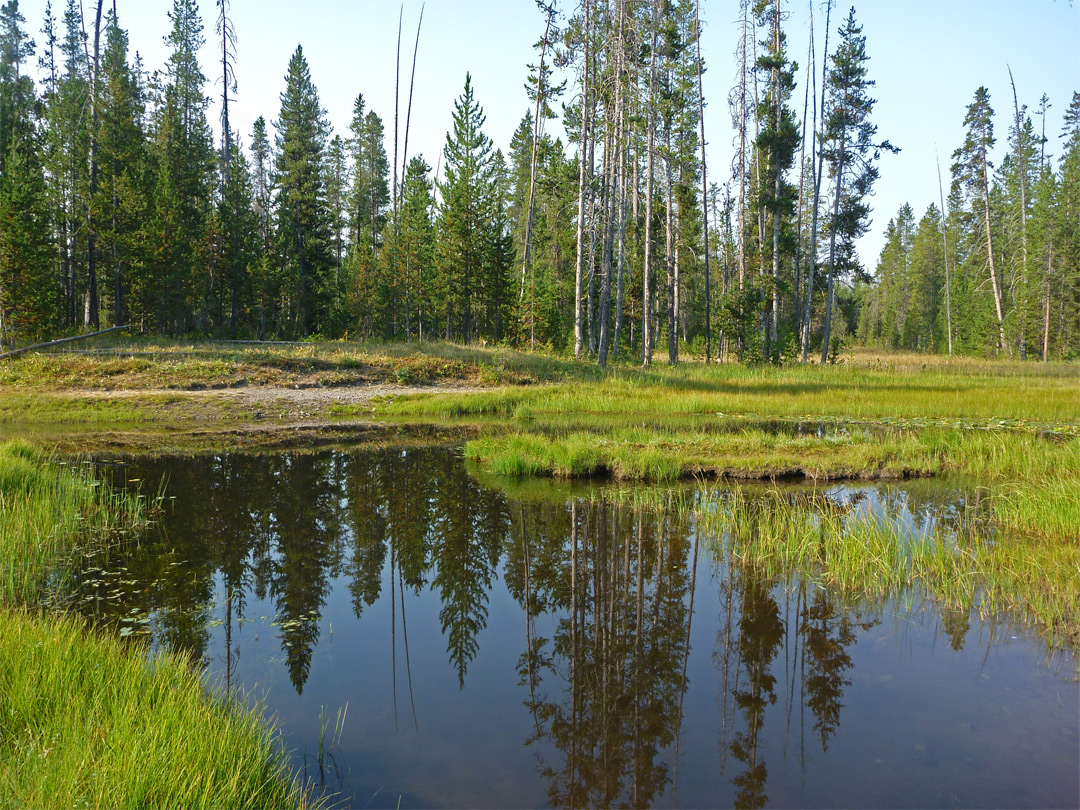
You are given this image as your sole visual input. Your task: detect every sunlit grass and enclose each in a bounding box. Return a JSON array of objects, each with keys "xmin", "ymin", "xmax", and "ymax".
[
  {"xmin": 0, "ymin": 440, "xmax": 315, "ymax": 808},
  {"xmin": 0, "ymin": 609, "xmax": 314, "ymax": 809},
  {"xmin": 0, "ymin": 440, "xmax": 152, "ymax": 604}
]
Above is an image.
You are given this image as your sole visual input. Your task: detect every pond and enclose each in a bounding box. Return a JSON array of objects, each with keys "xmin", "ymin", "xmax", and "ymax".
[{"xmin": 74, "ymin": 444, "xmax": 1078, "ymax": 809}]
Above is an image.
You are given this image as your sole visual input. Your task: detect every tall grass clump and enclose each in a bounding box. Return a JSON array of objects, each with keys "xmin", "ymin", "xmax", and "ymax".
[
  {"xmin": 0, "ymin": 609, "xmax": 313, "ymax": 809},
  {"xmin": 0, "ymin": 440, "xmax": 151, "ymax": 604}
]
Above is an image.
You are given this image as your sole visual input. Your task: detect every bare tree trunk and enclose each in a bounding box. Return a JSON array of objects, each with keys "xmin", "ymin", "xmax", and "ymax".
[
  {"xmin": 735, "ymin": 0, "xmax": 751, "ymax": 358},
  {"xmin": 574, "ymin": 0, "xmax": 591, "ymax": 358},
  {"xmin": 613, "ymin": 111, "xmax": 628, "ymax": 359},
  {"xmin": 801, "ymin": 0, "xmax": 831, "ymax": 362},
  {"xmin": 769, "ymin": 0, "xmax": 782, "ymax": 354},
  {"xmin": 792, "ymin": 7, "xmax": 813, "ymax": 338},
  {"xmin": 694, "ymin": 0, "xmax": 711, "ymax": 362},
  {"xmin": 981, "ymin": 154, "xmax": 1007, "ymax": 354},
  {"xmin": 820, "ymin": 129, "xmax": 846, "ymax": 365},
  {"xmin": 1009, "ymin": 67, "xmax": 1029, "ymax": 359},
  {"xmin": 642, "ymin": 0, "xmax": 659, "ymax": 365},
  {"xmin": 392, "ymin": 6, "xmax": 402, "ymax": 218},
  {"xmin": 598, "ymin": 5, "xmax": 623, "ymax": 369},
  {"xmin": 1043, "ymin": 242, "xmax": 1052, "ymax": 362},
  {"xmin": 665, "ymin": 125, "xmax": 676, "ymax": 365},
  {"xmin": 86, "ymin": 0, "xmax": 104, "ymax": 329},
  {"xmin": 521, "ymin": 3, "xmax": 556, "ymax": 351},
  {"xmin": 936, "ymin": 153, "xmax": 953, "ymax": 354}
]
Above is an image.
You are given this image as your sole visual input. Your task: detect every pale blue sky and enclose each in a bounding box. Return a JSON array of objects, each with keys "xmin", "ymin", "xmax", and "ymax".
[{"xmin": 21, "ymin": 0, "xmax": 1080, "ymax": 267}]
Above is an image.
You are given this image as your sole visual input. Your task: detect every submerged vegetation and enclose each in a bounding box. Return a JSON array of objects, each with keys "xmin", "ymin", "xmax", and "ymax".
[{"xmin": 0, "ymin": 441, "xmax": 313, "ymax": 808}]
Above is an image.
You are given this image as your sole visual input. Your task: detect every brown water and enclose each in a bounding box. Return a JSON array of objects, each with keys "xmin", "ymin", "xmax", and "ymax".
[{"xmin": 74, "ymin": 445, "xmax": 1079, "ymax": 808}]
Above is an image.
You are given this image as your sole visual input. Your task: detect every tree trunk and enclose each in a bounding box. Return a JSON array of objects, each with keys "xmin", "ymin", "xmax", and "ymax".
[
  {"xmin": 86, "ymin": 0, "xmax": 104, "ymax": 329},
  {"xmin": 769, "ymin": 0, "xmax": 782, "ymax": 355},
  {"xmin": 695, "ymin": 0, "xmax": 711, "ymax": 361},
  {"xmin": 573, "ymin": 0, "xmax": 591, "ymax": 358},
  {"xmin": 820, "ymin": 128, "xmax": 846, "ymax": 365},
  {"xmin": 801, "ymin": 0, "xmax": 832, "ymax": 362},
  {"xmin": 1009, "ymin": 68, "xmax": 1029, "ymax": 359},
  {"xmin": 642, "ymin": 0, "xmax": 658, "ymax": 366},
  {"xmin": 981, "ymin": 153, "xmax": 1007, "ymax": 354},
  {"xmin": 521, "ymin": 4, "xmax": 555, "ymax": 351},
  {"xmin": 936, "ymin": 154, "xmax": 953, "ymax": 354}
]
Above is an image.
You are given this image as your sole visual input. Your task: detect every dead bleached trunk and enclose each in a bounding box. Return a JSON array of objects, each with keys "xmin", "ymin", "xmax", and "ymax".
[
  {"xmin": 1009, "ymin": 67, "xmax": 1029, "ymax": 359},
  {"xmin": 574, "ymin": 0, "xmax": 591, "ymax": 358},
  {"xmin": 769, "ymin": 0, "xmax": 782, "ymax": 353},
  {"xmin": 981, "ymin": 152, "xmax": 1007, "ymax": 354},
  {"xmin": 642, "ymin": 0, "xmax": 659, "ymax": 365},
  {"xmin": 820, "ymin": 127, "xmax": 846, "ymax": 365},
  {"xmin": 521, "ymin": 2, "xmax": 557, "ymax": 350},
  {"xmin": 694, "ymin": 0, "xmax": 711, "ymax": 361},
  {"xmin": 936, "ymin": 153, "xmax": 954, "ymax": 355},
  {"xmin": 801, "ymin": 0, "xmax": 832, "ymax": 362}
]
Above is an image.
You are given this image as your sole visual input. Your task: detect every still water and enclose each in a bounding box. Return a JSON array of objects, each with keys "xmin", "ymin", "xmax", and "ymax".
[{"xmin": 78, "ymin": 445, "xmax": 1078, "ymax": 809}]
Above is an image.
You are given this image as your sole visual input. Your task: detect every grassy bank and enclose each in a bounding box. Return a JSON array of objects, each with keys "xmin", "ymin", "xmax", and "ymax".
[
  {"xmin": 0, "ymin": 609, "xmax": 311, "ymax": 809},
  {"xmin": 0, "ymin": 441, "xmax": 153, "ymax": 604},
  {"xmin": 0, "ymin": 337, "xmax": 598, "ymax": 393},
  {"xmin": 0, "ymin": 441, "xmax": 312, "ymax": 808}
]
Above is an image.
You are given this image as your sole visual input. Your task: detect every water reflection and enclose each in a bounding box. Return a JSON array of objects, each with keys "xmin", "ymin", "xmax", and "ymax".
[{"xmin": 74, "ymin": 447, "xmax": 1077, "ymax": 809}]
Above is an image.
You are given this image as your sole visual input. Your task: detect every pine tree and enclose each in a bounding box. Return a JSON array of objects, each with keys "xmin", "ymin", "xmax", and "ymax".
[
  {"xmin": 818, "ymin": 7, "xmax": 896, "ymax": 363},
  {"xmin": 94, "ymin": 12, "xmax": 147, "ymax": 329},
  {"xmin": 754, "ymin": 0, "xmax": 799, "ymax": 357},
  {"xmin": 149, "ymin": 0, "xmax": 214, "ymax": 333},
  {"xmin": 0, "ymin": 0, "xmax": 54, "ymax": 345},
  {"xmin": 952, "ymin": 87, "xmax": 1006, "ymax": 353},
  {"xmin": 274, "ymin": 45, "xmax": 332, "ymax": 337},
  {"xmin": 437, "ymin": 73, "xmax": 495, "ymax": 344}
]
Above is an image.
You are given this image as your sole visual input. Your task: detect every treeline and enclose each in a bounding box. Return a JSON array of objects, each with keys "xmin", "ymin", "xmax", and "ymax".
[
  {"xmin": 859, "ymin": 90, "xmax": 1080, "ymax": 359},
  {"xmin": 0, "ymin": 0, "xmax": 1076, "ymax": 362}
]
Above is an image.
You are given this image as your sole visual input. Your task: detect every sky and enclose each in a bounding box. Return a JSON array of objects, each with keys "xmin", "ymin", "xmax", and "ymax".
[{"xmin": 19, "ymin": 0, "xmax": 1080, "ymax": 270}]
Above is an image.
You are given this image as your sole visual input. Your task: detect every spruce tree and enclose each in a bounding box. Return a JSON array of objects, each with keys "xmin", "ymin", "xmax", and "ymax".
[
  {"xmin": 150, "ymin": 0, "xmax": 214, "ymax": 333},
  {"xmin": 94, "ymin": 12, "xmax": 147, "ymax": 328}
]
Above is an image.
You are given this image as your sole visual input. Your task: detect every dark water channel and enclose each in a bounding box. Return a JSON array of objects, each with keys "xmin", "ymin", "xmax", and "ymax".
[{"xmin": 78, "ymin": 445, "xmax": 1078, "ymax": 809}]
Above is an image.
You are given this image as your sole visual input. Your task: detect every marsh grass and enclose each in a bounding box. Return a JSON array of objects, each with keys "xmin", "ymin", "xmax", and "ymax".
[
  {"xmin": 0, "ymin": 609, "xmax": 313, "ymax": 809},
  {"xmin": 384, "ymin": 354, "xmax": 1079, "ymax": 426},
  {"xmin": 0, "ymin": 440, "xmax": 315, "ymax": 808},
  {"xmin": 700, "ymin": 488, "xmax": 1080, "ymax": 649},
  {"xmin": 0, "ymin": 441, "xmax": 153, "ymax": 604}
]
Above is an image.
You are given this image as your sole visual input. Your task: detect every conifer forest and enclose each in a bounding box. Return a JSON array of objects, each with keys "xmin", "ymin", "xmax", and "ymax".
[{"xmin": 0, "ymin": 0, "xmax": 1077, "ymax": 365}]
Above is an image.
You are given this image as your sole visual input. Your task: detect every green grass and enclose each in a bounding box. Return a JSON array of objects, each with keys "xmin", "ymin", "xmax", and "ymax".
[
  {"xmin": 700, "ymin": 487, "xmax": 1080, "ymax": 649},
  {"xmin": 0, "ymin": 337, "xmax": 601, "ymax": 391},
  {"xmin": 0, "ymin": 609, "xmax": 313, "ymax": 809},
  {"xmin": 0, "ymin": 441, "xmax": 314, "ymax": 808},
  {"xmin": 383, "ymin": 354, "xmax": 1079, "ymax": 426},
  {"xmin": 0, "ymin": 441, "xmax": 153, "ymax": 604}
]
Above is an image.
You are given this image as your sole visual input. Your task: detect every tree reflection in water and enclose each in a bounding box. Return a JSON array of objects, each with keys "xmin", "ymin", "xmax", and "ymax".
[{"xmin": 501, "ymin": 496, "xmax": 694, "ymax": 808}]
